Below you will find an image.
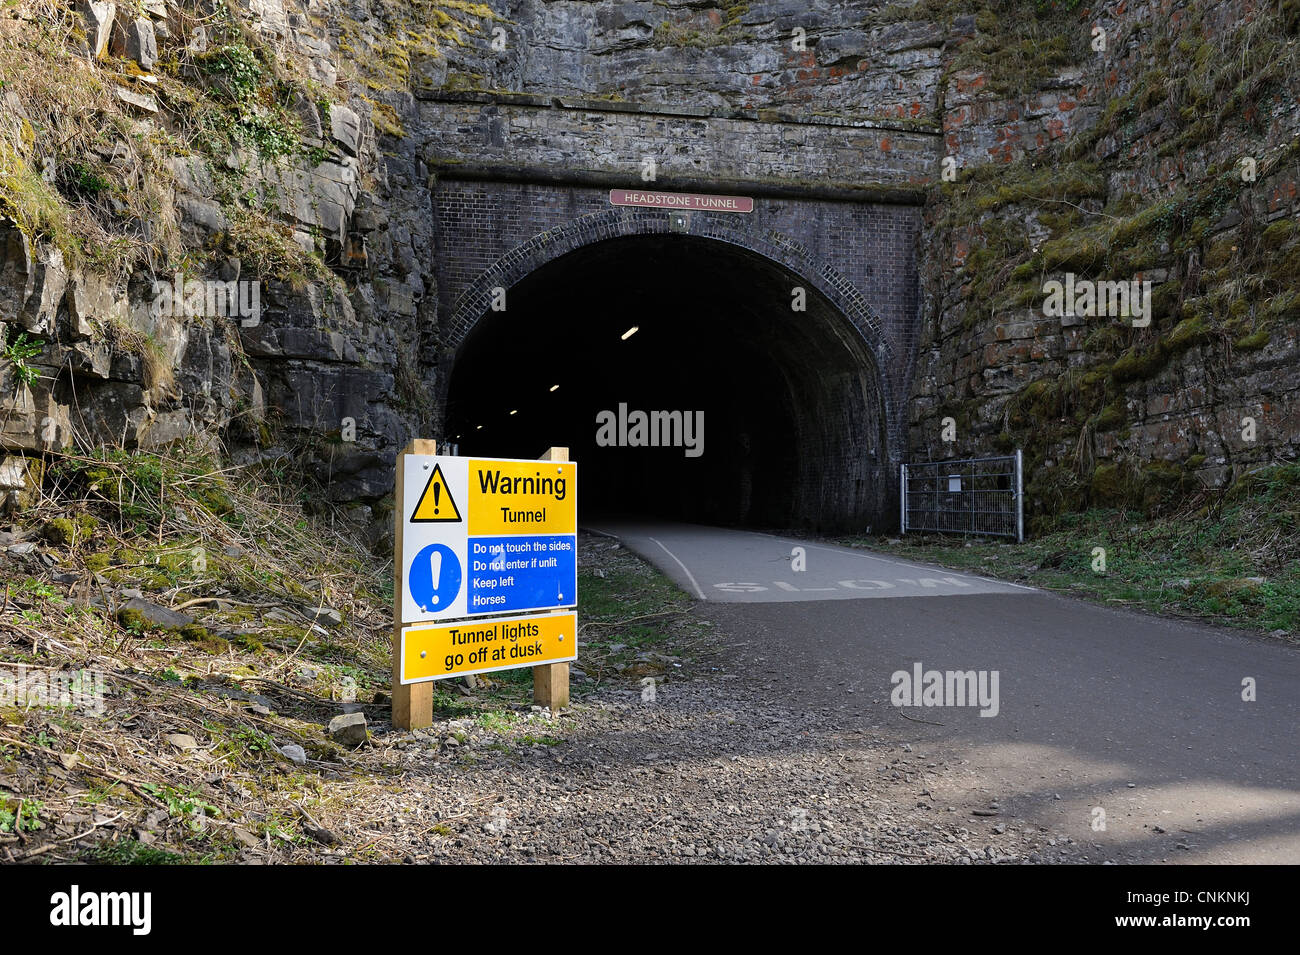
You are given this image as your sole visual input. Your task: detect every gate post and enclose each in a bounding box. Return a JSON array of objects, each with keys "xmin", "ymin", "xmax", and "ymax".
[
  {"xmin": 1015, "ymin": 449, "xmax": 1024, "ymax": 544},
  {"xmin": 899, "ymin": 463, "xmax": 908, "ymax": 535}
]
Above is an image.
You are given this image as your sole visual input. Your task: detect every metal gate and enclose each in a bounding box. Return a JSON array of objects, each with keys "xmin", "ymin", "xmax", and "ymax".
[{"xmin": 900, "ymin": 451, "xmax": 1023, "ymax": 542}]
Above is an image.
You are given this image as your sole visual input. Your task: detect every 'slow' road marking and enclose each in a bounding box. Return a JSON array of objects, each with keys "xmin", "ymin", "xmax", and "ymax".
[
  {"xmin": 750, "ymin": 532, "xmax": 1040, "ymax": 593},
  {"xmin": 713, "ymin": 575, "xmax": 979, "ymax": 595}
]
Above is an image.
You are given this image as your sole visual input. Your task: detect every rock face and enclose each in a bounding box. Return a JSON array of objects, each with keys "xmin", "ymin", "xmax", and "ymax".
[
  {"xmin": 906, "ymin": 0, "xmax": 1300, "ymax": 520},
  {"xmin": 1, "ymin": 0, "xmax": 439, "ymax": 504},
  {"xmin": 1, "ymin": 0, "xmax": 1296, "ymax": 528}
]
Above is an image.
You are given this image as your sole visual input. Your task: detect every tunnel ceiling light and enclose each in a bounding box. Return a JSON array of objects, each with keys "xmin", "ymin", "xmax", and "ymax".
[
  {"xmin": 620, "ymin": 325, "xmax": 639, "ymax": 340},
  {"xmin": 549, "ymin": 384, "xmax": 559, "ymax": 392}
]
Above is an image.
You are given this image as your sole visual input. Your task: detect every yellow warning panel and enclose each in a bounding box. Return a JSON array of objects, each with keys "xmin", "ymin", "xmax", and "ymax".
[
  {"xmin": 468, "ymin": 459, "xmax": 577, "ymax": 535},
  {"xmin": 411, "ymin": 463, "xmax": 462, "ymax": 523},
  {"xmin": 400, "ymin": 612, "xmax": 577, "ymax": 684}
]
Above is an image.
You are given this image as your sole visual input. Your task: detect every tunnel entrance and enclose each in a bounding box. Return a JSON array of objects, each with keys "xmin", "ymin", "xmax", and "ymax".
[{"xmin": 443, "ymin": 233, "xmax": 890, "ymax": 532}]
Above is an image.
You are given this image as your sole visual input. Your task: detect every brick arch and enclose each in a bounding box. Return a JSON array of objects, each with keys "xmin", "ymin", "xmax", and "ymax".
[{"xmin": 441, "ymin": 207, "xmax": 900, "ymax": 462}]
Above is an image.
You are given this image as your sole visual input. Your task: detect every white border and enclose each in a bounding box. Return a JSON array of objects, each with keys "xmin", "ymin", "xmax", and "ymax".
[{"xmin": 401, "ymin": 454, "xmax": 578, "ymax": 622}]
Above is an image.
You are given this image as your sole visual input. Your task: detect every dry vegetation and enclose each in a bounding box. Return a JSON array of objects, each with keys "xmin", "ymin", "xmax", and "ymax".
[
  {"xmin": 0, "ymin": 443, "xmax": 393, "ymax": 861},
  {"xmin": 0, "ymin": 0, "xmax": 181, "ymax": 279},
  {"xmin": 0, "ymin": 443, "xmax": 699, "ymax": 862},
  {"xmin": 0, "ymin": 0, "xmax": 496, "ymax": 283}
]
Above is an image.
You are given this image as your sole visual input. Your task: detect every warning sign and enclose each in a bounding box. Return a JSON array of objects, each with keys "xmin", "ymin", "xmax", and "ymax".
[
  {"xmin": 411, "ymin": 464, "xmax": 461, "ymax": 522},
  {"xmin": 468, "ymin": 459, "xmax": 578, "ymax": 536},
  {"xmin": 399, "ymin": 611, "xmax": 577, "ymax": 683},
  {"xmin": 399, "ymin": 455, "xmax": 578, "ymax": 624}
]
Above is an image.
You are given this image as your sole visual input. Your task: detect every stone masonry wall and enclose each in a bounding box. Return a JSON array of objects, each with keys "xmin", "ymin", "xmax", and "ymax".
[
  {"xmin": 434, "ymin": 0, "xmax": 946, "ymax": 122},
  {"xmin": 419, "ymin": 95, "xmax": 936, "ymax": 190}
]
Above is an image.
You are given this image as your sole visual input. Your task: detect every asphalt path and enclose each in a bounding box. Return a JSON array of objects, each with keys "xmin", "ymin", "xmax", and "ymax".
[{"xmin": 588, "ymin": 520, "xmax": 1300, "ymax": 863}]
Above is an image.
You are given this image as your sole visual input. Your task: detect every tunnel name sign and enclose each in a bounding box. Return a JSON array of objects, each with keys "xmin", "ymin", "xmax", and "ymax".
[
  {"xmin": 609, "ymin": 188, "xmax": 754, "ymax": 213},
  {"xmin": 397, "ymin": 454, "xmax": 577, "ymax": 684}
]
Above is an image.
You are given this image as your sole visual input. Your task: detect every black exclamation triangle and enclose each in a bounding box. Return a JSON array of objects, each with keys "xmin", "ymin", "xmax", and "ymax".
[{"xmin": 411, "ymin": 463, "xmax": 460, "ymax": 522}]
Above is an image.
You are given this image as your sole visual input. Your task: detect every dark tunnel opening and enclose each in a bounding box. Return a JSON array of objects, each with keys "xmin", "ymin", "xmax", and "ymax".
[{"xmin": 443, "ymin": 234, "xmax": 891, "ymax": 532}]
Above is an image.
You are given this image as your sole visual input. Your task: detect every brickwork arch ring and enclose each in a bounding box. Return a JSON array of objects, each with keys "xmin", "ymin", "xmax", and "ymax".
[{"xmin": 442, "ymin": 208, "xmax": 897, "ymax": 452}]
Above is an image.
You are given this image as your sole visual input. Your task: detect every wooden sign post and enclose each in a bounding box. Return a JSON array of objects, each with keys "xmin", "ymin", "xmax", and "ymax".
[
  {"xmin": 391, "ymin": 443, "xmax": 575, "ymax": 730},
  {"xmin": 393, "ymin": 438, "xmax": 436, "ymax": 730},
  {"xmin": 532, "ymin": 447, "xmax": 570, "ymax": 710}
]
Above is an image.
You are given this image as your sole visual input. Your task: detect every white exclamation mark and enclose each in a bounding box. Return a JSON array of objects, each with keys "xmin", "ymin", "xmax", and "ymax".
[{"xmin": 428, "ymin": 548, "xmax": 442, "ymax": 607}]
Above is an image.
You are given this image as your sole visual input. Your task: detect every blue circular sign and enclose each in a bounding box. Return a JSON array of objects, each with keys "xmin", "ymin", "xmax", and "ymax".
[{"xmin": 409, "ymin": 543, "xmax": 461, "ymax": 613}]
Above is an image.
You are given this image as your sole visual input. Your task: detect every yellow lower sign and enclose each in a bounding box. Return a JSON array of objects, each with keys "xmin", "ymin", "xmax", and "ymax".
[{"xmin": 399, "ymin": 612, "xmax": 577, "ymax": 684}]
